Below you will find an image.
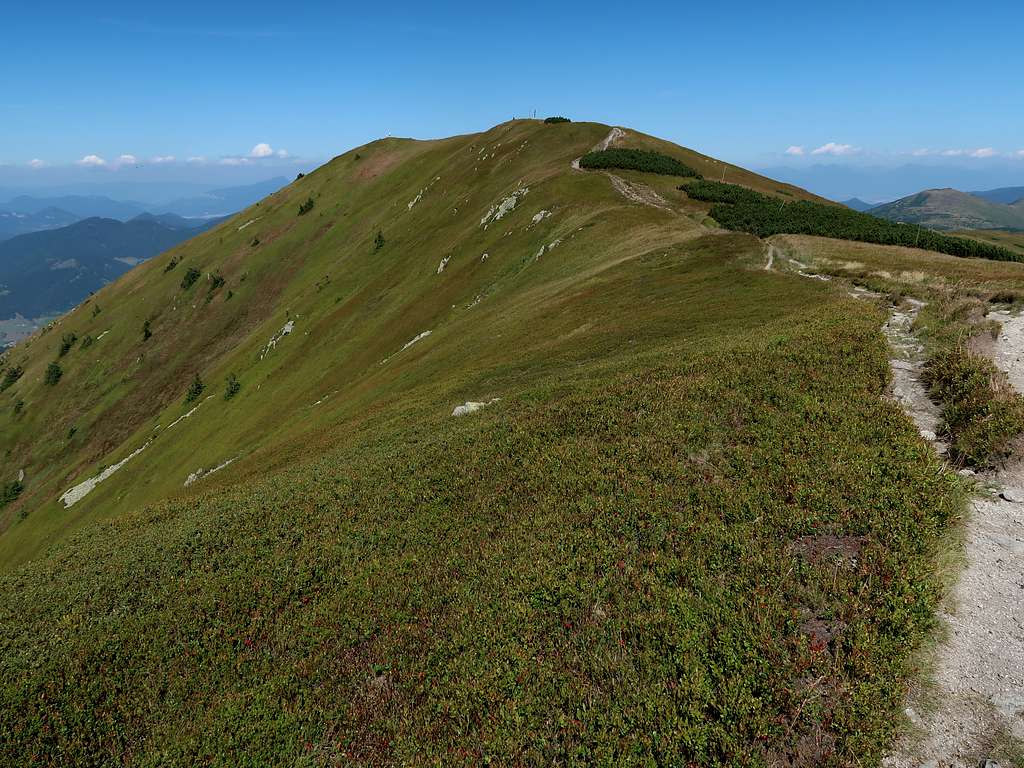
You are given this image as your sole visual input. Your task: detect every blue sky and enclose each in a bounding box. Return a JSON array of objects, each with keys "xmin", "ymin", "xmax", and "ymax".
[{"xmin": 2, "ymin": 0, "xmax": 1022, "ymax": 196}]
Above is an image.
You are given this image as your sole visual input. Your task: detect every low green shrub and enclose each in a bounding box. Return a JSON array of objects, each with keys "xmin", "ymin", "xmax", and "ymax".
[
  {"xmin": 373, "ymin": 230, "xmax": 385, "ymax": 252},
  {"xmin": 164, "ymin": 257, "xmax": 179, "ymax": 273},
  {"xmin": 181, "ymin": 267, "xmax": 201, "ymax": 290},
  {"xmin": 224, "ymin": 373, "xmax": 241, "ymax": 400},
  {"xmin": 44, "ymin": 362, "xmax": 62, "ymax": 386},
  {"xmin": 142, "ymin": 320, "xmax": 152, "ymax": 341},
  {"xmin": 1, "ymin": 480, "xmax": 22, "ymax": 507},
  {"xmin": 1, "ymin": 366, "xmax": 23, "ymax": 392},
  {"xmin": 58, "ymin": 333, "xmax": 77, "ymax": 357},
  {"xmin": 184, "ymin": 373, "xmax": 205, "ymax": 404},
  {"xmin": 543, "ymin": 116, "xmax": 571, "ymax": 124},
  {"xmin": 580, "ymin": 148, "xmax": 702, "ymax": 178},
  {"xmin": 298, "ymin": 198, "xmax": 315, "ymax": 216},
  {"xmin": 923, "ymin": 346, "xmax": 1024, "ymax": 465}
]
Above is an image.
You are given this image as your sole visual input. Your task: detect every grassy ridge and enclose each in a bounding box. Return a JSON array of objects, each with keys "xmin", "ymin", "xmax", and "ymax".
[
  {"xmin": 580, "ymin": 149, "xmax": 702, "ymax": 178},
  {"xmin": 0, "ymin": 237, "xmax": 963, "ymax": 765},
  {"xmin": 685, "ymin": 180, "xmax": 1023, "ymax": 263}
]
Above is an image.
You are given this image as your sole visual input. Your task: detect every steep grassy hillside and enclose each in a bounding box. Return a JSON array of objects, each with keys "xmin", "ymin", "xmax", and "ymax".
[
  {"xmin": 872, "ymin": 188, "xmax": 1024, "ymax": 231},
  {"xmin": 0, "ymin": 120, "xmax": 968, "ymax": 764}
]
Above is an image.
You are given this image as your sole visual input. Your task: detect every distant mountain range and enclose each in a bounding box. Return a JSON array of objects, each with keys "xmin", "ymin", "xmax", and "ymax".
[
  {"xmin": 0, "ymin": 177, "xmax": 287, "ymax": 240},
  {"xmin": 157, "ymin": 177, "xmax": 288, "ymax": 217},
  {"xmin": 971, "ymin": 186, "xmax": 1024, "ymax": 205},
  {"xmin": 756, "ymin": 163, "xmax": 1024, "ymax": 203},
  {"xmin": 869, "ymin": 188, "xmax": 1024, "ymax": 231},
  {"xmin": 2, "ymin": 195, "xmax": 148, "ymax": 221},
  {"xmin": 0, "ymin": 214, "xmax": 221, "ymax": 319},
  {"xmin": 840, "ymin": 198, "xmax": 875, "ymax": 212},
  {"xmin": 0, "ymin": 207, "xmax": 81, "ymax": 240}
]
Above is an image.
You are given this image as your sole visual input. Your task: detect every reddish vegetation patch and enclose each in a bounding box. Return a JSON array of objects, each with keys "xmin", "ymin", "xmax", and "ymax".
[
  {"xmin": 355, "ymin": 150, "xmax": 404, "ymax": 181},
  {"xmin": 789, "ymin": 533, "xmax": 866, "ymax": 566}
]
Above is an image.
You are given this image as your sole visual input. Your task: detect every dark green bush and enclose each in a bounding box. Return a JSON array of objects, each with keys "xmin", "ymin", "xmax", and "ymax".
[
  {"xmin": 184, "ymin": 373, "xmax": 205, "ymax": 403},
  {"xmin": 91, "ymin": 304, "xmax": 102, "ymax": 318},
  {"xmin": 164, "ymin": 257, "xmax": 179, "ymax": 273},
  {"xmin": 209, "ymin": 273, "xmax": 225, "ymax": 292},
  {"xmin": 224, "ymin": 373, "xmax": 241, "ymax": 401},
  {"xmin": 1, "ymin": 480, "xmax": 22, "ymax": 507},
  {"xmin": 44, "ymin": 362, "xmax": 62, "ymax": 386},
  {"xmin": 58, "ymin": 333, "xmax": 77, "ymax": 357},
  {"xmin": 373, "ymin": 230, "xmax": 385, "ymax": 252},
  {"xmin": 923, "ymin": 346, "xmax": 1024, "ymax": 465},
  {"xmin": 80, "ymin": 335, "xmax": 94, "ymax": 349},
  {"xmin": 142, "ymin": 321, "xmax": 152, "ymax": 342},
  {"xmin": 181, "ymin": 267, "xmax": 201, "ymax": 290},
  {"xmin": 13, "ymin": 399, "xmax": 24, "ymax": 415},
  {"xmin": 684, "ymin": 180, "xmax": 1024, "ymax": 263},
  {"xmin": 543, "ymin": 116, "xmax": 571, "ymax": 124},
  {"xmin": 579, "ymin": 148, "xmax": 702, "ymax": 178},
  {"xmin": 1, "ymin": 366, "xmax": 23, "ymax": 392},
  {"xmin": 298, "ymin": 198, "xmax": 315, "ymax": 216}
]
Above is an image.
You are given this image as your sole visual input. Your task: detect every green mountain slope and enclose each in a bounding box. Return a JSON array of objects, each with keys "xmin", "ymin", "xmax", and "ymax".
[
  {"xmin": 871, "ymin": 187, "xmax": 1024, "ymax": 231},
  {"xmin": 0, "ymin": 120, "xmax": 963, "ymax": 763}
]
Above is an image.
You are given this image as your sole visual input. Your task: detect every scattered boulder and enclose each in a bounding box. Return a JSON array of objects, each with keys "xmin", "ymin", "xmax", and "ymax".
[{"xmin": 451, "ymin": 398, "xmax": 499, "ymax": 417}]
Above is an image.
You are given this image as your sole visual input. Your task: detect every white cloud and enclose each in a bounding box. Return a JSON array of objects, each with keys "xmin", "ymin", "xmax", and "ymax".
[
  {"xmin": 151, "ymin": 155, "xmax": 176, "ymax": 164},
  {"xmin": 784, "ymin": 146, "xmax": 804, "ymax": 156},
  {"xmin": 115, "ymin": 154, "xmax": 139, "ymax": 167},
  {"xmin": 811, "ymin": 142, "xmax": 857, "ymax": 156},
  {"xmin": 969, "ymin": 147, "xmax": 997, "ymax": 158},
  {"xmin": 219, "ymin": 157, "xmax": 251, "ymax": 166},
  {"xmin": 249, "ymin": 142, "xmax": 274, "ymax": 158},
  {"xmin": 77, "ymin": 154, "xmax": 107, "ymax": 166},
  {"xmin": 1015, "ymin": 150, "xmax": 1024, "ymax": 159},
  {"xmin": 187, "ymin": 156, "xmax": 207, "ymax": 164},
  {"xmin": 940, "ymin": 149, "xmax": 965, "ymax": 156},
  {"xmin": 911, "ymin": 148, "xmax": 932, "ymax": 157},
  {"xmin": 28, "ymin": 158, "xmax": 46, "ymax": 169},
  {"xmin": 276, "ymin": 148, "xmax": 290, "ymax": 158}
]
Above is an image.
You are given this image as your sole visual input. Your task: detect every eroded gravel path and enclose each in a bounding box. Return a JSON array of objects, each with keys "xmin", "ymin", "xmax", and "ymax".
[{"xmin": 883, "ymin": 308, "xmax": 1024, "ymax": 767}]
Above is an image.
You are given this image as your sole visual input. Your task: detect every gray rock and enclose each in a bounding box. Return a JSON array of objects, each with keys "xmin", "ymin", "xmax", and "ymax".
[
  {"xmin": 999, "ymin": 487, "xmax": 1024, "ymax": 503},
  {"xmin": 920, "ymin": 429, "xmax": 937, "ymax": 442}
]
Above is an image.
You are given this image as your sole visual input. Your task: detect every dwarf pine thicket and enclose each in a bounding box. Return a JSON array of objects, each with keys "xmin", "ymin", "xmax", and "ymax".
[
  {"xmin": 579, "ymin": 148, "xmax": 703, "ymax": 178},
  {"xmin": 685, "ymin": 180, "xmax": 1023, "ymax": 262}
]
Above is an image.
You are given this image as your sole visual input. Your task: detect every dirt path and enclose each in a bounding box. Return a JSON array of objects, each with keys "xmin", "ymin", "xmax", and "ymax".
[
  {"xmin": 764, "ymin": 244, "xmax": 778, "ymax": 271},
  {"xmin": 571, "ymin": 127, "xmax": 673, "ymax": 211},
  {"xmin": 882, "ymin": 308, "xmax": 1024, "ymax": 767}
]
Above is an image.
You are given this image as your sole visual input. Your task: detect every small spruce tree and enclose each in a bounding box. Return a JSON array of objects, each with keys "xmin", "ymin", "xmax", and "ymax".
[
  {"xmin": 44, "ymin": 362, "xmax": 63, "ymax": 385},
  {"xmin": 185, "ymin": 373, "xmax": 205, "ymax": 403}
]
